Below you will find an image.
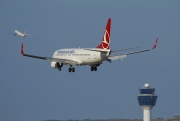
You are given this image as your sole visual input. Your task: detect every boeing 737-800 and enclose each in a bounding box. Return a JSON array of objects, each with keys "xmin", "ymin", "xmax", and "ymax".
[{"xmin": 21, "ymin": 18, "xmax": 158, "ymax": 72}]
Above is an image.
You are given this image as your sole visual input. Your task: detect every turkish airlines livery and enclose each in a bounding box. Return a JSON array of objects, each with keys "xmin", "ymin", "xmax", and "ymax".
[{"xmin": 21, "ymin": 18, "xmax": 158, "ymax": 72}]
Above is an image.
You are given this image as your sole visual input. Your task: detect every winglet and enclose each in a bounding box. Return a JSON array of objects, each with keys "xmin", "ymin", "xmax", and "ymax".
[
  {"xmin": 21, "ymin": 43, "xmax": 25, "ymax": 55},
  {"xmin": 152, "ymin": 38, "xmax": 158, "ymax": 49}
]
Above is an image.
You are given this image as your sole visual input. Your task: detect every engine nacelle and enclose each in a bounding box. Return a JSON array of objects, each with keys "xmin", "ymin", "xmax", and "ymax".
[{"xmin": 51, "ymin": 61, "xmax": 63, "ymax": 68}]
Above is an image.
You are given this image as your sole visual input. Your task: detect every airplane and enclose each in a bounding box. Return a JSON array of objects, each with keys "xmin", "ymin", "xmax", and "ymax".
[
  {"xmin": 20, "ymin": 18, "xmax": 158, "ymax": 72},
  {"xmin": 14, "ymin": 30, "xmax": 31, "ymax": 37}
]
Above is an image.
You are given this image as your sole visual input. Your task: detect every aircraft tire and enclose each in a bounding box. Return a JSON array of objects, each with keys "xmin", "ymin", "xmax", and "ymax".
[
  {"xmin": 68, "ymin": 68, "xmax": 72, "ymax": 72},
  {"xmin": 91, "ymin": 67, "xmax": 94, "ymax": 71},
  {"xmin": 72, "ymin": 67, "xmax": 75, "ymax": 72},
  {"xmin": 94, "ymin": 67, "xmax": 97, "ymax": 71}
]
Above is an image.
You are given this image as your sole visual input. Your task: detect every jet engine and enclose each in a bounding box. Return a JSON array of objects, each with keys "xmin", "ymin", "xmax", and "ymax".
[{"xmin": 51, "ymin": 61, "xmax": 63, "ymax": 68}]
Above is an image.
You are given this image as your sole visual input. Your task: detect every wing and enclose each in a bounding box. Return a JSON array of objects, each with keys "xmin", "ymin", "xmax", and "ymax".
[
  {"xmin": 110, "ymin": 47, "xmax": 139, "ymax": 52},
  {"xmin": 21, "ymin": 43, "xmax": 78, "ymax": 65},
  {"xmin": 25, "ymin": 34, "xmax": 31, "ymax": 36},
  {"xmin": 107, "ymin": 38, "xmax": 158, "ymax": 61}
]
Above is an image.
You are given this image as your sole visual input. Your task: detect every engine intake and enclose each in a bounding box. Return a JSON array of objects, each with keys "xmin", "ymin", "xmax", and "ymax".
[{"xmin": 51, "ymin": 61, "xmax": 63, "ymax": 68}]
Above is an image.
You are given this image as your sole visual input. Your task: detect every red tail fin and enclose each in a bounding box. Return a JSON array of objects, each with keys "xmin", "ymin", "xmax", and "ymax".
[
  {"xmin": 97, "ymin": 18, "xmax": 111, "ymax": 49},
  {"xmin": 21, "ymin": 43, "xmax": 25, "ymax": 55}
]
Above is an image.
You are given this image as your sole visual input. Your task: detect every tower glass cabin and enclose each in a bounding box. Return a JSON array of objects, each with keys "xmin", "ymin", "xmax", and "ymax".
[{"xmin": 137, "ymin": 84, "xmax": 158, "ymax": 121}]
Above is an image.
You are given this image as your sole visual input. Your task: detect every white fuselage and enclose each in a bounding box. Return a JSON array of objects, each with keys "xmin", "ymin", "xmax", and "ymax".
[
  {"xmin": 15, "ymin": 30, "xmax": 25, "ymax": 37},
  {"xmin": 52, "ymin": 48, "xmax": 110, "ymax": 66}
]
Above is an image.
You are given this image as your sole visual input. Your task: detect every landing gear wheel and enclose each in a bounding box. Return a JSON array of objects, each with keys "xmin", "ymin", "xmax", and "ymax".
[
  {"xmin": 91, "ymin": 67, "xmax": 94, "ymax": 71},
  {"xmin": 68, "ymin": 68, "xmax": 72, "ymax": 72},
  {"xmin": 91, "ymin": 66, "xmax": 97, "ymax": 71},
  {"xmin": 94, "ymin": 67, "xmax": 97, "ymax": 71},
  {"xmin": 72, "ymin": 67, "xmax": 75, "ymax": 72}
]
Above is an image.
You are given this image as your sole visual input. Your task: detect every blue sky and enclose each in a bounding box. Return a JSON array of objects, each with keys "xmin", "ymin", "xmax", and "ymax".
[{"xmin": 0, "ymin": 0, "xmax": 180, "ymax": 121}]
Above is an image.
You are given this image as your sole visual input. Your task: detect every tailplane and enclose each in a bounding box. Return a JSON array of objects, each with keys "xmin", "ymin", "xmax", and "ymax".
[{"xmin": 96, "ymin": 18, "xmax": 111, "ymax": 49}]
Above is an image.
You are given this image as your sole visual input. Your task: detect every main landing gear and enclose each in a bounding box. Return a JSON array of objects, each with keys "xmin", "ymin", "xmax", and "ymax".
[
  {"xmin": 91, "ymin": 66, "xmax": 97, "ymax": 71},
  {"xmin": 58, "ymin": 66, "xmax": 75, "ymax": 72},
  {"xmin": 68, "ymin": 67, "xmax": 75, "ymax": 72}
]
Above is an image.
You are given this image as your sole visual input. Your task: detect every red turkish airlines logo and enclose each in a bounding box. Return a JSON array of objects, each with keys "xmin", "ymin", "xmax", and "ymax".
[{"xmin": 102, "ymin": 30, "xmax": 110, "ymax": 49}]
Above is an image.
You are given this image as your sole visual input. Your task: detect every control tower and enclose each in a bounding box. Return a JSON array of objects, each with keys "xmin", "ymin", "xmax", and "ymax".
[{"xmin": 137, "ymin": 83, "xmax": 158, "ymax": 121}]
